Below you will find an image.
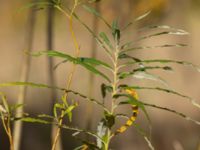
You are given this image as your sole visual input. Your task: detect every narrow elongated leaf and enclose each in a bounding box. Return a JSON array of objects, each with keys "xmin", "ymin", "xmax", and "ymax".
[
  {"xmin": 78, "ymin": 57, "xmax": 112, "ymax": 69},
  {"xmin": 112, "ymin": 19, "xmax": 120, "ymax": 42},
  {"xmin": 122, "ymin": 11, "xmax": 151, "ymax": 30},
  {"xmin": 143, "ymin": 102, "xmax": 200, "ymax": 126},
  {"xmin": 0, "ymin": 81, "xmax": 108, "ymax": 110},
  {"xmin": 138, "ymin": 31, "xmax": 189, "ymax": 41},
  {"xmin": 139, "ymin": 25, "xmax": 189, "ymax": 34},
  {"xmin": 116, "ymin": 94, "xmax": 151, "ymax": 123},
  {"xmin": 21, "ymin": 117, "xmax": 50, "ymax": 124},
  {"xmin": 120, "ymin": 43, "xmax": 187, "ymax": 54},
  {"xmin": 135, "ymin": 11, "xmax": 152, "ymax": 21},
  {"xmin": 31, "ymin": 51, "xmax": 111, "ymax": 82},
  {"xmin": 38, "ymin": 114, "xmax": 55, "ymax": 119},
  {"xmin": 122, "ymin": 71, "xmax": 169, "ymax": 87},
  {"xmin": 124, "ymin": 59, "xmax": 200, "ymax": 72},
  {"xmin": 71, "ymin": 11, "xmax": 112, "ymax": 57},
  {"xmin": 118, "ymin": 66, "xmax": 173, "ymax": 79},
  {"xmin": 99, "ymin": 32, "xmax": 113, "ymax": 50},
  {"xmin": 53, "ymin": 103, "xmax": 64, "ymax": 118},
  {"xmin": 0, "ymin": 93, "xmax": 9, "ymax": 113},
  {"xmin": 119, "ymin": 85, "xmax": 200, "ymax": 110},
  {"xmin": 82, "ymin": 5, "xmax": 111, "ymax": 28},
  {"xmin": 79, "ymin": 61, "xmax": 111, "ymax": 82}
]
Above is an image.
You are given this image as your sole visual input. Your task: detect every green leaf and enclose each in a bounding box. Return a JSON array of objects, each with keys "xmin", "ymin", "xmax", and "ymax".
[
  {"xmin": 78, "ymin": 57, "xmax": 112, "ymax": 69},
  {"xmin": 0, "ymin": 81, "xmax": 62, "ymax": 90},
  {"xmin": 139, "ymin": 25, "xmax": 189, "ymax": 34},
  {"xmin": 101, "ymin": 83, "xmax": 113, "ymax": 98},
  {"xmin": 99, "ymin": 32, "xmax": 113, "ymax": 50},
  {"xmin": 117, "ymin": 94, "xmax": 151, "ymax": 123},
  {"xmin": 31, "ymin": 51, "xmax": 111, "ymax": 82},
  {"xmin": 138, "ymin": 31, "xmax": 189, "ymax": 41},
  {"xmin": 124, "ymin": 59, "xmax": 200, "ymax": 72},
  {"xmin": 112, "ymin": 19, "xmax": 120, "ymax": 42},
  {"xmin": 143, "ymin": 102, "xmax": 200, "ymax": 126},
  {"xmin": 38, "ymin": 114, "xmax": 55, "ymax": 119},
  {"xmin": 88, "ymin": 0, "xmax": 102, "ymax": 3},
  {"xmin": 63, "ymin": 103, "xmax": 78, "ymax": 122},
  {"xmin": 10, "ymin": 104, "xmax": 24, "ymax": 112},
  {"xmin": 119, "ymin": 85, "xmax": 200, "ymax": 110},
  {"xmin": 53, "ymin": 103, "xmax": 64, "ymax": 118},
  {"xmin": 0, "ymin": 92, "xmax": 9, "ymax": 113},
  {"xmin": 71, "ymin": 11, "xmax": 112, "ymax": 57},
  {"xmin": 120, "ymin": 43, "xmax": 187, "ymax": 53},
  {"xmin": 134, "ymin": 72, "xmax": 169, "ymax": 87},
  {"xmin": 21, "ymin": 117, "xmax": 50, "ymax": 124},
  {"xmin": 82, "ymin": 5, "xmax": 111, "ymax": 28},
  {"xmin": 118, "ymin": 65, "xmax": 173, "ymax": 79}
]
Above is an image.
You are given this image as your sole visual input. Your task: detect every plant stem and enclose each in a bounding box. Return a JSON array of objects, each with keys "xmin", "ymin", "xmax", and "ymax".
[
  {"xmin": 2, "ymin": 116, "xmax": 14, "ymax": 150},
  {"xmin": 103, "ymin": 40, "xmax": 120, "ymax": 150},
  {"xmin": 51, "ymin": 4, "xmax": 80, "ymax": 150}
]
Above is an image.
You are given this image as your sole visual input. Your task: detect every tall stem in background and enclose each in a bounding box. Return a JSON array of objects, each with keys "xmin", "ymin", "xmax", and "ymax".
[
  {"xmin": 86, "ymin": 2, "xmax": 100, "ymax": 131},
  {"xmin": 13, "ymin": 2, "xmax": 36, "ymax": 150}
]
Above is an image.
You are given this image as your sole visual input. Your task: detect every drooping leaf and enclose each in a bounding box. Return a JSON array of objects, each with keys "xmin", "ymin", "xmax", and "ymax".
[
  {"xmin": 115, "ymin": 94, "xmax": 151, "ymax": 123},
  {"xmin": 31, "ymin": 51, "xmax": 111, "ymax": 82}
]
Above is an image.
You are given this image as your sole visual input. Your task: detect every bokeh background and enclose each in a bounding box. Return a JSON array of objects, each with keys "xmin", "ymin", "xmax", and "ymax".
[{"xmin": 0, "ymin": 0, "xmax": 200, "ymax": 150}]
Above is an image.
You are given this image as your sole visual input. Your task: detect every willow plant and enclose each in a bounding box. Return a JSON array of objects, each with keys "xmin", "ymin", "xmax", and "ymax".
[{"xmin": 1, "ymin": 0, "xmax": 200, "ymax": 150}]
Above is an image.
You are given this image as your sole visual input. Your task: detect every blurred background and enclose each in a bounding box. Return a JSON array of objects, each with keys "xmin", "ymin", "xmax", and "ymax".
[{"xmin": 0, "ymin": 0, "xmax": 200, "ymax": 150}]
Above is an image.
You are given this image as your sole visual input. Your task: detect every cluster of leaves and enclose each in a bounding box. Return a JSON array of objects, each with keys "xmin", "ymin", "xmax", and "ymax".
[{"xmin": 1, "ymin": 0, "xmax": 200, "ymax": 150}]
